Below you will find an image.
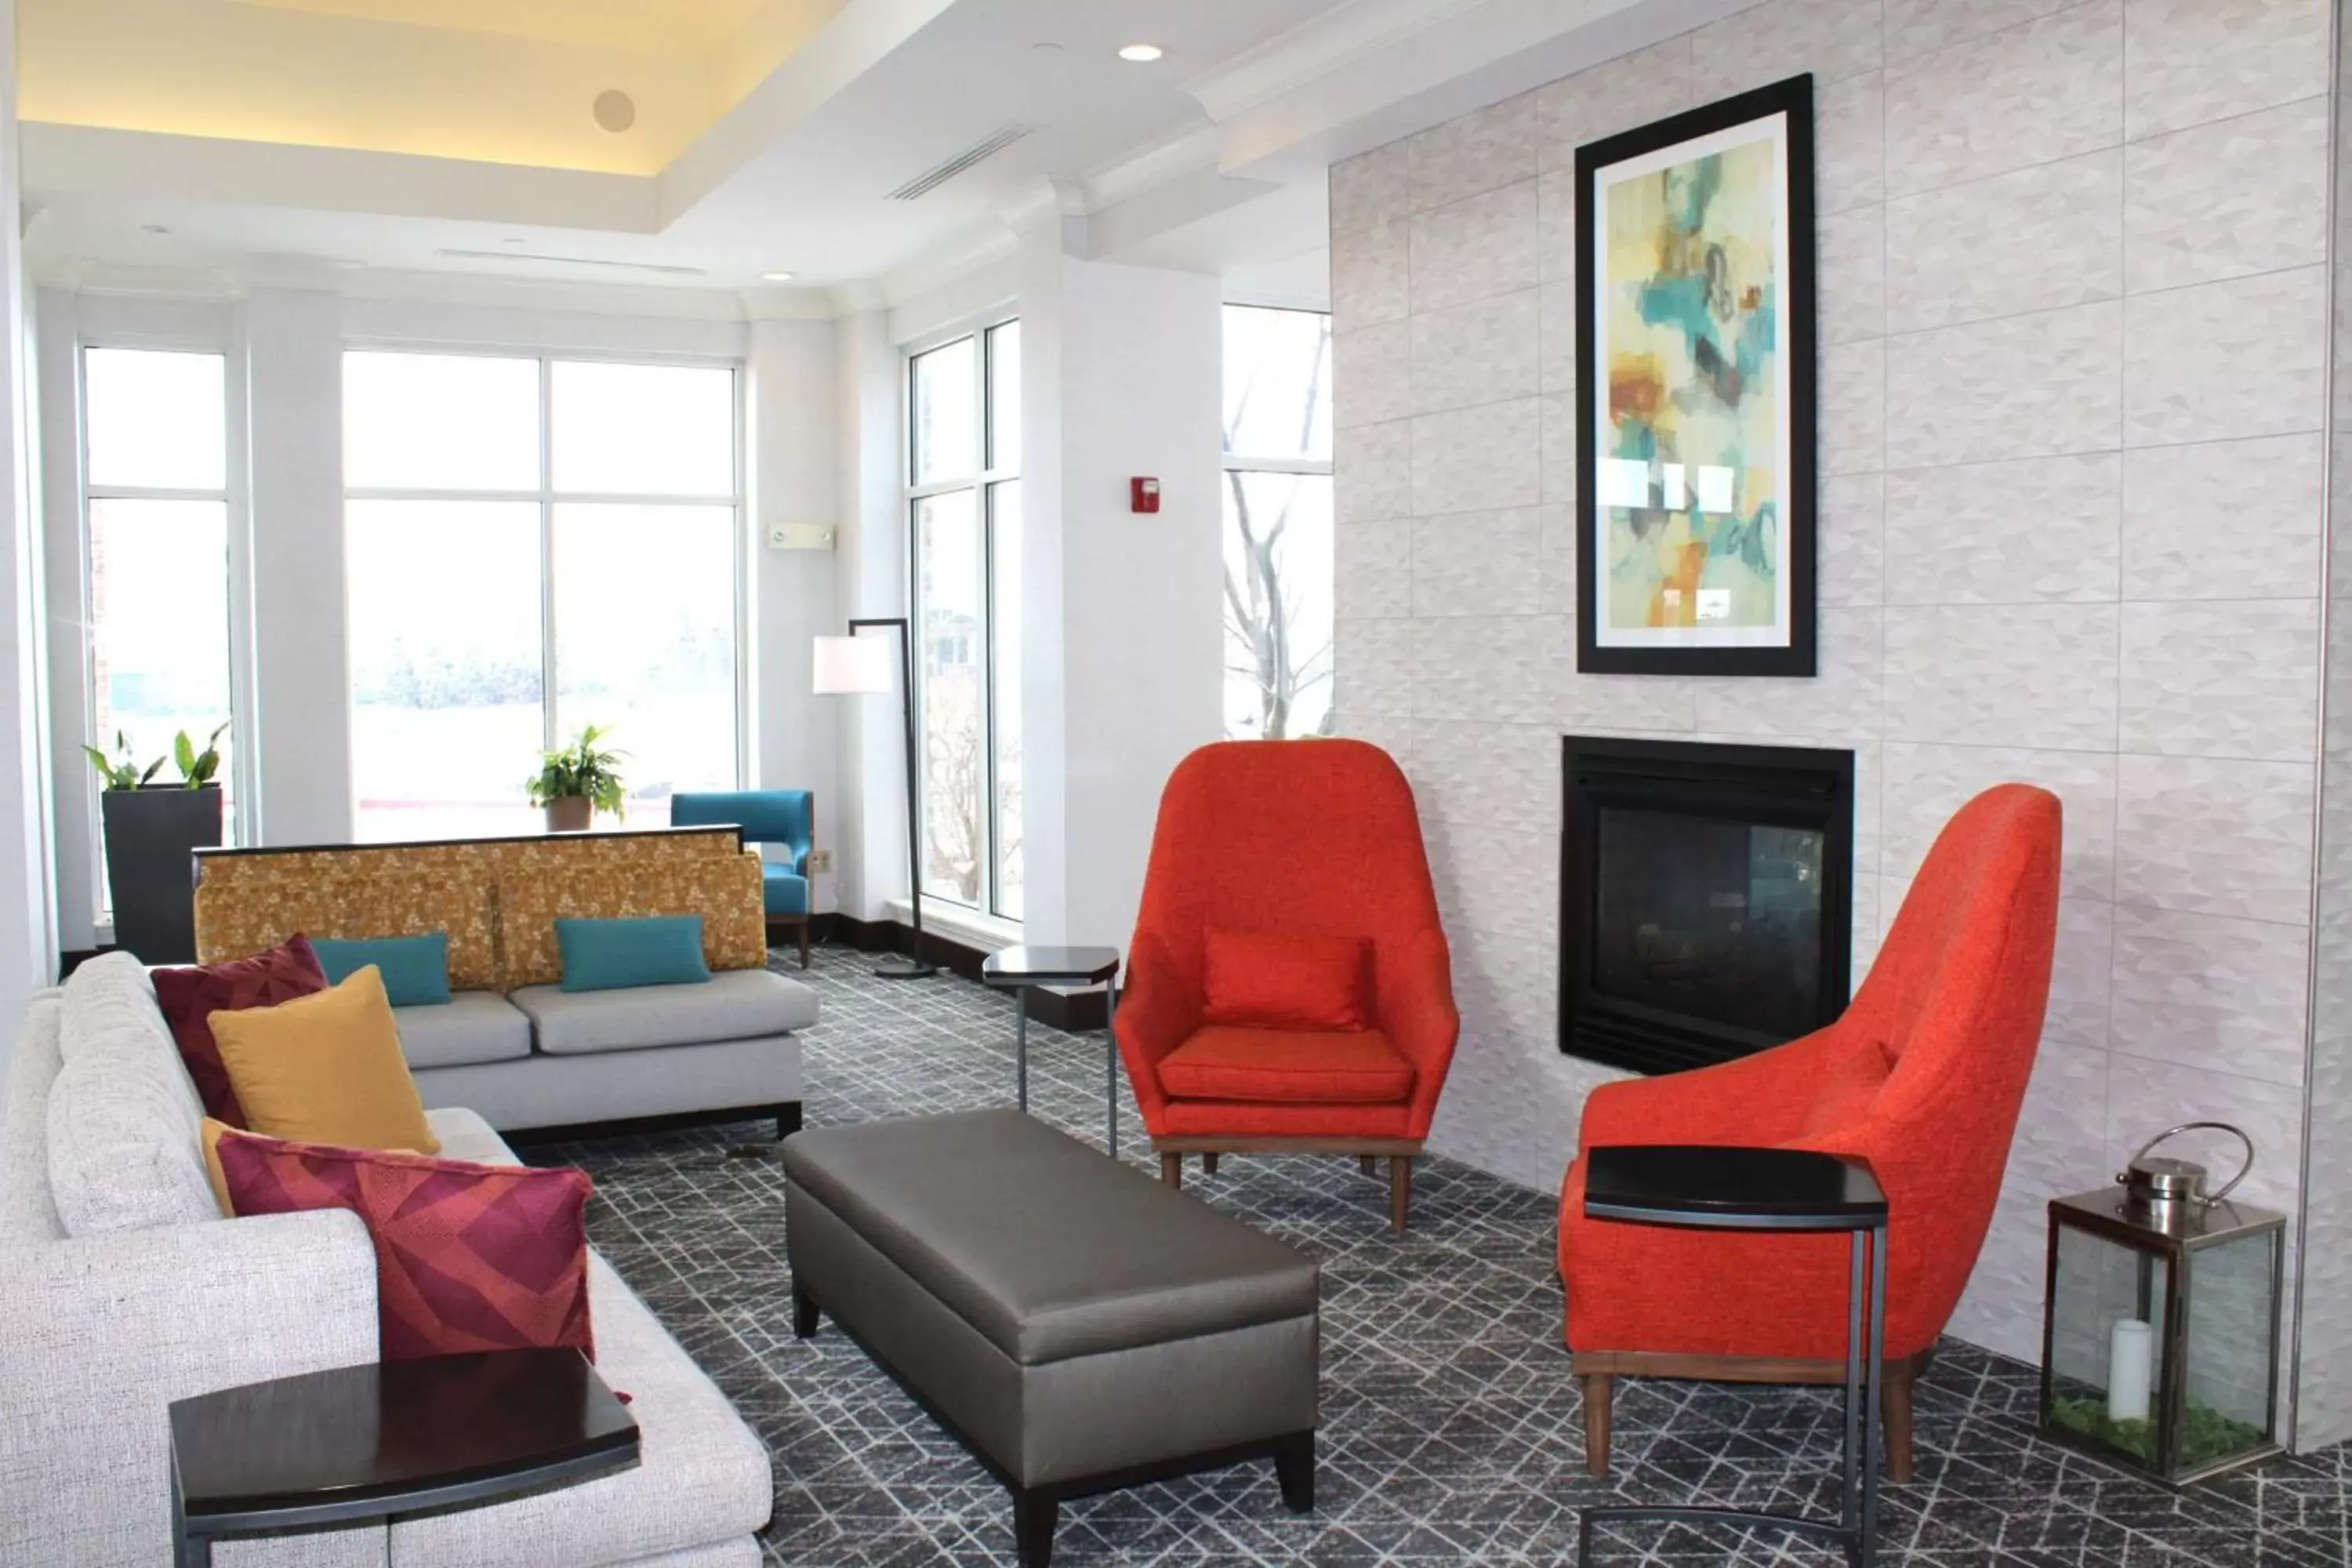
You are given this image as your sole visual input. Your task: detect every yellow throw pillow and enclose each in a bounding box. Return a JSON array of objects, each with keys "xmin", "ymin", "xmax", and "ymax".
[
  {"xmin": 208, "ymin": 967, "xmax": 441, "ymax": 1156},
  {"xmin": 199, "ymin": 1117, "xmax": 234, "ymax": 1217}
]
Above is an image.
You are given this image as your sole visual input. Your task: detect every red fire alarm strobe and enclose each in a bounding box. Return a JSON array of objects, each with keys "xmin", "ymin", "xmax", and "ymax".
[{"xmin": 1131, "ymin": 477, "xmax": 1160, "ymax": 514}]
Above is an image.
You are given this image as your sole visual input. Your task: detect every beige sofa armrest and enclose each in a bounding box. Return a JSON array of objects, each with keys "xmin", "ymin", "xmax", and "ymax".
[{"xmin": 0, "ymin": 1208, "xmax": 380, "ymax": 1566}]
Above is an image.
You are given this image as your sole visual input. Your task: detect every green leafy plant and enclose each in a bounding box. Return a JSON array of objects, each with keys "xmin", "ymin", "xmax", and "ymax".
[
  {"xmin": 526, "ymin": 724, "xmax": 628, "ymax": 818},
  {"xmin": 82, "ymin": 731, "xmax": 166, "ymax": 792},
  {"xmin": 175, "ymin": 722, "xmax": 230, "ymax": 788},
  {"xmin": 2049, "ymin": 1393, "xmax": 2267, "ymax": 1468},
  {"xmin": 82, "ymin": 721, "xmax": 229, "ymax": 790}
]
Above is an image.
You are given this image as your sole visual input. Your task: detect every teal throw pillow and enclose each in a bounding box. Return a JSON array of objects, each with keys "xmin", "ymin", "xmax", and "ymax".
[
  {"xmin": 310, "ymin": 932, "xmax": 452, "ymax": 1008},
  {"xmin": 554, "ymin": 915, "xmax": 710, "ymax": 993}
]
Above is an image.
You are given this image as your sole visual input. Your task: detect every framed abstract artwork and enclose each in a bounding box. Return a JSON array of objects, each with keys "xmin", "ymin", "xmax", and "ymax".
[{"xmin": 1574, "ymin": 74, "xmax": 1817, "ymax": 677}]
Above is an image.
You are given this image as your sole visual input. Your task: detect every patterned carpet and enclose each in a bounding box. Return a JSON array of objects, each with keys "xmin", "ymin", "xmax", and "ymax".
[{"xmin": 539, "ymin": 949, "xmax": 2352, "ymax": 1566}]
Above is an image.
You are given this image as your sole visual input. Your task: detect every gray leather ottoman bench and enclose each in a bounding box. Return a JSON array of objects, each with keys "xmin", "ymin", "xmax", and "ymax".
[{"xmin": 782, "ymin": 1109, "xmax": 1319, "ymax": 1567}]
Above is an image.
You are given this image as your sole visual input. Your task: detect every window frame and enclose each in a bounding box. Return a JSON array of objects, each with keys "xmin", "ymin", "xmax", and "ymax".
[
  {"xmin": 1219, "ymin": 301, "xmax": 1334, "ymax": 742},
  {"xmin": 902, "ymin": 314, "xmax": 1020, "ymax": 922},
  {"xmin": 339, "ymin": 343, "xmax": 752, "ymax": 831},
  {"xmin": 75, "ymin": 337, "xmax": 252, "ymax": 921}
]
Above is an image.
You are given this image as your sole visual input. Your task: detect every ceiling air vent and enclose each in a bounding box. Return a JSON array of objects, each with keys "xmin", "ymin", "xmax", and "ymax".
[{"xmin": 887, "ymin": 124, "xmax": 1036, "ymax": 201}]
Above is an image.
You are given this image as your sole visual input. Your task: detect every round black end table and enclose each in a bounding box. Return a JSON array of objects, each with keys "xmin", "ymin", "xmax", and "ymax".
[
  {"xmin": 1577, "ymin": 1145, "xmax": 1889, "ymax": 1568},
  {"xmin": 979, "ymin": 945, "xmax": 1122, "ymax": 1158},
  {"xmin": 169, "ymin": 1347, "xmax": 639, "ymax": 1566}
]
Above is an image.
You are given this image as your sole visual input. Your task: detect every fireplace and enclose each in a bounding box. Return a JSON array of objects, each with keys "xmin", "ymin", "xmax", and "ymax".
[{"xmin": 1559, "ymin": 736, "xmax": 1854, "ymax": 1076}]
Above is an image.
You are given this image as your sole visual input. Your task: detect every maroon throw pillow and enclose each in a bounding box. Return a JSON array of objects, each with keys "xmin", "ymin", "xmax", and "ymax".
[
  {"xmin": 214, "ymin": 1128, "xmax": 594, "ymax": 1363},
  {"xmin": 153, "ymin": 935, "xmax": 329, "ymax": 1125},
  {"xmin": 1201, "ymin": 927, "xmax": 1372, "ymax": 1033}
]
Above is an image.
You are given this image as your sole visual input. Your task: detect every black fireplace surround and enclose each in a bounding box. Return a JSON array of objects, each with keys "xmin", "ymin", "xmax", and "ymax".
[{"xmin": 1559, "ymin": 736, "xmax": 1854, "ymax": 1077}]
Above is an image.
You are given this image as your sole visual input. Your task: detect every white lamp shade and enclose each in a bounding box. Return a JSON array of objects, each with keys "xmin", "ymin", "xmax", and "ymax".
[{"xmin": 812, "ymin": 633, "xmax": 895, "ymax": 695}]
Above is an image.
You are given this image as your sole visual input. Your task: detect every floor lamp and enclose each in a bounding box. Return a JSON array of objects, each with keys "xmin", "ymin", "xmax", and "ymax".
[{"xmin": 814, "ymin": 620, "xmax": 937, "ymax": 980}]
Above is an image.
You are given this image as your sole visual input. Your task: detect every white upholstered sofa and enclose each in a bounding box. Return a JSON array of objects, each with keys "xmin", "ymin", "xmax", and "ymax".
[{"xmin": 0, "ymin": 953, "xmax": 773, "ymax": 1566}]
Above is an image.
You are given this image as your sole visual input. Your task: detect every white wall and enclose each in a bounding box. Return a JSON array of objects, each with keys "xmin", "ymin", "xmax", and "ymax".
[
  {"xmin": 1017, "ymin": 230, "xmax": 1225, "ymax": 949},
  {"xmin": 0, "ymin": 0, "xmax": 57, "ymax": 1058},
  {"xmin": 1326, "ymin": 0, "xmax": 2332, "ymax": 1396}
]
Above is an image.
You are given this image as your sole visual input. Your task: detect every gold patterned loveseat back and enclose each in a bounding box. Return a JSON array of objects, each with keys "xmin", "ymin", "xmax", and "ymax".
[{"xmin": 194, "ymin": 827, "xmax": 766, "ymax": 993}]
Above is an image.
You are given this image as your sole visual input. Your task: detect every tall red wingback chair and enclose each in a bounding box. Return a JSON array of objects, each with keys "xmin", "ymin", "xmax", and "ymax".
[
  {"xmin": 1116, "ymin": 740, "xmax": 1459, "ymax": 1232},
  {"xmin": 1561, "ymin": 783, "xmax": 2060, "ymax": 1482}
]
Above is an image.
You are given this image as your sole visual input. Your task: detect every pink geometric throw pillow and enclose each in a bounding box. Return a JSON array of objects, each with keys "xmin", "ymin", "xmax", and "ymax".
[{"xmin": 152, "ymin": 935, "xmax": 329, "ymax": 1125}]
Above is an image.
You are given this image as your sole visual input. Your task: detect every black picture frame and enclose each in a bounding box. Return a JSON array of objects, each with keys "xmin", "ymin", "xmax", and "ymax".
[{"xmin": 1573, "ymin": 73, "xmax": 1817, "ymax": 678}]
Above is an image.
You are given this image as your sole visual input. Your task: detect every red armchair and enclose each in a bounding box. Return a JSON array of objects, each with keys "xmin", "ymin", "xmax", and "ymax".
[
  {"xmin": 1560, "ymin": 783, "xmax": 2061, "ymax": 1481},
  {"xmin": 1116, "ymin": 739, "xmax": 1459, "ymax": 1232}
]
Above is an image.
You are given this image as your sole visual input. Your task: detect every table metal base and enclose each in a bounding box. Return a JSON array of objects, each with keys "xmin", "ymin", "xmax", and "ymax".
[
  {"xmin": 1576, "ymin": 1223, "xmax": 1886, "ymax": 1567},
  {"xmin": 1011, "ymin": 981, "xmax": 1120, "ymax": 1160}
]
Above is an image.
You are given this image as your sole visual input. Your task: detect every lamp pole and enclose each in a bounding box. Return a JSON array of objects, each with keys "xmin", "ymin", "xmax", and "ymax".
[{"xmin": 845, "ymin": 618, "xmax": 935, "ymax": 979}]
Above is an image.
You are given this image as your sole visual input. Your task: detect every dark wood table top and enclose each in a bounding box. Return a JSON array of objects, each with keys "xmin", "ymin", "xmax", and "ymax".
[
  {"xmin": 1584, "ymin": 1145, "xmax": 1887, "ymax": 1232},
  {"xmin": 170, "ymin": 1348, "xmax": 638, "ymax": 1524},
  {"xmin": 981, "ymin": 945, "xmax": 1120, "ymax": 985}
]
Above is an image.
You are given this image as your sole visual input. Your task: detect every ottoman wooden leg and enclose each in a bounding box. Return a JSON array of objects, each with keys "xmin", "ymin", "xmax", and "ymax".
[
  {"xmin": 792, "ymin": 1287, "xmax": 820, "ymax": 1339},
  {"xmin": 1160, "ymin": 1152, "xmax": 1182, "ymax": 1190},
  {"xmin": 1583, "ymin": 1373, "xmax": 1613, "ymax": 1477},
  {"xmin": 1359, "ymin": 1155, "xmax": 1378, "ymax": 1178},
  {"xmin": 1276, "ymin": 1430, "xmax": 1316, "ymax": 1513},
  {"xmin": 1014, "ymin": 1490, "xmax": 1058, "ymax": 1568},
  {"xmin": 1202, "ymin": 1152, "xmax": 1220, "ymax": 1176}
]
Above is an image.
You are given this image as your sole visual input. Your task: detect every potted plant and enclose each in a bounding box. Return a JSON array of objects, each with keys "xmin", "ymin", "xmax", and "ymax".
[
  {"xmin": 527, "ymin": 725, "xmax": 626, "ymax": 833},
  {"xmin": 85, "ymin": 721, "xmax": 229, "ymax": 963}
]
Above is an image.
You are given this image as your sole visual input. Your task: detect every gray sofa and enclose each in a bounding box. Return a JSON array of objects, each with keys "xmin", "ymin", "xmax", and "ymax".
[
  {"xmin": 392, "ymin": 968, "xmax": 818, "ymax": 1137},
  {"xmin": 0, "ymin": 953, "xmax": 775, "ymax": 1566}
]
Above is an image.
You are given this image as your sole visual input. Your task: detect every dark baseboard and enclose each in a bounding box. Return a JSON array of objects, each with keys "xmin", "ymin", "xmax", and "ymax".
[
  {"xmin": 506, "ymin": 1100, "xmax": 800, "ymax": 1150},
  {"xmin": 815, "ymin": 916, "xmax": 1112, "ymax": 1029}
]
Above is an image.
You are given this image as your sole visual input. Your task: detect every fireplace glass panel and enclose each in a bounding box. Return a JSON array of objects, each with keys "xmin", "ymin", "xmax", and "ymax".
[{"xmin": 1592, "ymin": 807, "xmax": 1824, "ymax": 1040}]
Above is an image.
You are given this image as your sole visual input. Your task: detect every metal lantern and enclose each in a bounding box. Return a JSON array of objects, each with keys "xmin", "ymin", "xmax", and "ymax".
[{"xmin": 2038, "ymin": 1122, "xmax": 2285, "ymax": 1485}]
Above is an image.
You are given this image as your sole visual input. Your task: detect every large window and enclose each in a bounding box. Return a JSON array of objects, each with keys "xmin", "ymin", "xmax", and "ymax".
[
  {"xmin": 908, "ymin": 321, "xmax": 1022, "ymax": 919},
  {"xmin": 345, "ymin": 352, "xmax": 741, "ymax": 841},
  {"xmin": 1222, "ymin": 306, "xmax": 1334, "ymax": 739},
  {"xmin": 82, "ymin": 347, "xmax": 237, "ymax": 891}
]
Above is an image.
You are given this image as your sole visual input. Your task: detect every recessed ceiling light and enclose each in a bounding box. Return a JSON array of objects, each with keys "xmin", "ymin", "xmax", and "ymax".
[
  {"xmin": 592, "ymin": 89, "xmax": 637, "ymax": 133},
  {"xmin": 1118, "ymin": 43, "xmax": 1163, "ymax": 62},
  {"xmin": 503, "ymin": 237, "xmax": 528, "ymax": 247},
  {"xmin": 761, "ymin": 270, "xmax": 797, "ymax": 283},
  {"xmin": 140, "ymin": 223, "xmax": 171, "ymax": 235},
  {"xmin": 1032, "ymin": 41, "xmax": 1063, "ymax": 52}
]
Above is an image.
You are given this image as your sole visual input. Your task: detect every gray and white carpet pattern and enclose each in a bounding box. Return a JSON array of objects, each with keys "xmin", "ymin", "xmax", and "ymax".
[{"xmin": 539, "ymin": 949, "xmax": 2350, "ymax": 1566}]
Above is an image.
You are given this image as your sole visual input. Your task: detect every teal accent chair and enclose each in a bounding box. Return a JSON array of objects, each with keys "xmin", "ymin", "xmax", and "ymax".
[{"xmin": 670, "ymin": 790, "xmax": 815, "ymax": 967}]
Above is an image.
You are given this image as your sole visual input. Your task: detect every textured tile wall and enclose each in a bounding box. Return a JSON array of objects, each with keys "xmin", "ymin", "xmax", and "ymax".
[
  {"xmin": 1327, "ymin": 0, "xmax": 2330, "ymax": 1388},
  {"xmin": 2296, "ymin": 2, "xmax": 2352, "ymax": 1454}
]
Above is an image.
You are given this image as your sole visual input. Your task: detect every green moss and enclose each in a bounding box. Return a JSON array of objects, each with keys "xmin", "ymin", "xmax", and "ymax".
[{"xmin": 2049, "ymin": 1395, "xmax": 2268, "ymax": 1471}]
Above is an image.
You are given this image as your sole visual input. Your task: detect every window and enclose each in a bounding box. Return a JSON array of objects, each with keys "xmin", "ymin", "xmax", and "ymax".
[
  {"xmin": 908, "ymin": 321, "xmax": 1021, "ymax": 919},
  {"xmin": 344, "ymin": 352, "xmax": 740, "ymax": 842},
  {"xmin": 82, "ymin": 348, "xmax": 237, "ymax": 895},
  {"xmin": 1221, "ymin": 306, "xmax": 1334, "ymax": 740}
]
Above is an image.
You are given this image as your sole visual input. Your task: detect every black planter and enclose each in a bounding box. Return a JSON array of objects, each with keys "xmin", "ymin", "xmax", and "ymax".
[{"xmin": 100, "ymin": 784, "xmax": 222, "ymax": 964}]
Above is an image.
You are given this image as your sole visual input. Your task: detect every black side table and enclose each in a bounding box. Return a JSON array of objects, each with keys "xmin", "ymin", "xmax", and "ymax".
[
  {"xmin": 1577, "ymin": 1145, "xmax": 1889, "ymax": 1568},
  {"xmin": 979, "ymin": 945, "xmax": 1122, "ymax": 1159},
  {"xmin": 169, "ymin": 1348, "xmax": 639, "ymax": 1566}
]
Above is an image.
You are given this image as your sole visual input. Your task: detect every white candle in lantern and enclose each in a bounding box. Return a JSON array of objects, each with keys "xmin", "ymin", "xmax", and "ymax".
[{"xmin": 2108, "ymin": 1318, "xmax": 2154, "ymax": 1425}]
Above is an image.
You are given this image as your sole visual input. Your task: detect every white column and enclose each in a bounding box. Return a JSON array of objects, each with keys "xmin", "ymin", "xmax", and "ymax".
[
  {"xmin": 0, "ymin": 0, "xmax": 57, "ymax": 1054},
  {"xmin": 831, "ymin": 308, "xmax": 906, "ymax": 922},
  {"xmin": 1018, "ymin": 227, "xmax": 1224, "ymax": 949},
  {"xmin": 243, "ymin": 288, "xmax": 352, "ymax": 844},
  {"xmin": 748, "ymin": 315, "xmax": 840, "ymax": 907}
]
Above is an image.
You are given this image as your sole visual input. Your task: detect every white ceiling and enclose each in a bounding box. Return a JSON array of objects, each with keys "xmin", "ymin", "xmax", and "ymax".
[{"xmin": 22, "ymin": 0, "xmax": 1760, "ymax": 310}]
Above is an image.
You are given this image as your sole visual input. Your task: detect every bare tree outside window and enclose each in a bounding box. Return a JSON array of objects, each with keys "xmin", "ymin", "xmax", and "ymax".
[{"xmin": 1221, "ymin": 307, "xmax": 1335, "ymax": 740}]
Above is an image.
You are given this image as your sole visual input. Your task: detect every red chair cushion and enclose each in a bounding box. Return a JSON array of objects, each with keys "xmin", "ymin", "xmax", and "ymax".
[
  {"xmin": 151, "ymin": 935, "xmax": 329, "ymax": 1126},
  {"xmin": 1160, "ymin": 1025, "xmax": 1414, "ymax": 1104},
  {"xmin": 1798, "ymin": 1041, "xmax": 1893, "ymax": 1135},
  {"xmin": 214, "ymin": 1127, "xmax": 594, "ymax": 1363},
  {"xmin": 1201, "ymin": 927, "xmax": 1370, "ymax": 1031}
]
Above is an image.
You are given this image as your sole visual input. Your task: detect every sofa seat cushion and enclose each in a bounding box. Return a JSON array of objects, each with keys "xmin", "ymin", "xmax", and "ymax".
[
  {"xmin": 761, "ymin": 864, "xmax": 810, "ymax": 917},
  {"xmin": 389, "ymin": 1255, "xmax": 773, "ymax": 1565},
  {"xmin": 394, "ymin": 993, "xmax": 534, "ymax": 1071},
  {"xmin": 423, "ymin": 1105, "xmax": 523, "ymax": 1167},
  {"xmin": 1159, "ymin": 1025, "xmax": 1414, "ymax": 1105},
  {"xmin": 512, "ymin": 968, "xmax": 819, "ymax": 1057}
]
